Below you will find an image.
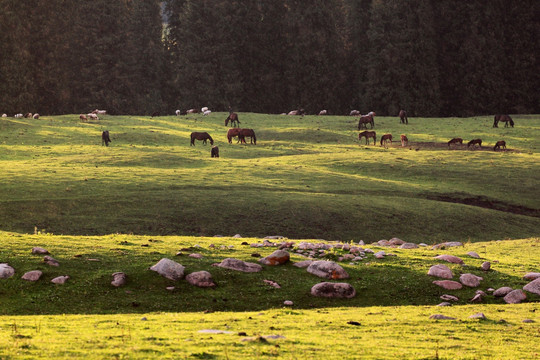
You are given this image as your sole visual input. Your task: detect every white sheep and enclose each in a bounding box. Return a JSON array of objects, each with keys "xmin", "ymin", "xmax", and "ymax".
[
  {"xmin": 201, "ymin": 107, "xmax": 209, "ymax": 113},
  {"xmin": 203, "ymin": 110, "xmax": 212, "ymax": 116},
  {"xmin": 14, "ymin": 113, "xmax": 23, "ymax": 118},
  {"xmin": 175, "ymin": 109, "xmax": 181, "ymax": 116},
  {"xmin": 1, "ymin": 113, "xmax": 7, "ymax": 117}
]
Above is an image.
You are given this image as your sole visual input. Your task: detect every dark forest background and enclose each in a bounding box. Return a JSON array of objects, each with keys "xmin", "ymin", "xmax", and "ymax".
[{"xmin": 0, "ymin": 0, "xmax": 538, "ymax": 117}]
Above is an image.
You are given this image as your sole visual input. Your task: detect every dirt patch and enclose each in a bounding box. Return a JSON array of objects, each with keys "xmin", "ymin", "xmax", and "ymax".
[{"xmin": 384, "ymin": 141, "xmax": 516, "ymax": 152}]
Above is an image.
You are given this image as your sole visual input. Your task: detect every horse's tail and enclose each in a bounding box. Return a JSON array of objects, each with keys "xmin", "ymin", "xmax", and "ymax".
[
  {"xmin": 190, "ymin": 133, "xmax": 194, "ymax": 146},
  {"xmin": 252, "ymin": 131, "xmax": 256, "ymax": 145}
]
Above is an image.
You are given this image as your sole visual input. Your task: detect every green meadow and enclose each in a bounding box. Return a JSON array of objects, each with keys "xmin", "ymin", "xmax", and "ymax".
[{"xmin": 0, "ymin": 113, "xmax": 539, "ymax": 359}]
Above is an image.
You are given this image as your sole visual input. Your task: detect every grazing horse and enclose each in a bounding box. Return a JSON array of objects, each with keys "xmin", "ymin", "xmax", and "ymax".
[
  {"xmin": 448, "ymin": 137, "xmax": 463, "ymax": 148},
  {"xmin": 190, "ymin": 132, "xmax": 213, "ymax": 146},
  {"xmin": 400, "ymin": 134, "xmax": 408, "ymax": 147},
  {"xmin": 151, "ymin": 111, "xmax": 160, "ymax": 118},
  {"xmin": 79, "ymin": 114, "xmax": 87, "ymax": 122},
  {"xmin": 102, "ymin": 131, "xmax": 111, "ymax": 146},
  {"xmin": 380, "ymin": 134, "xmax": 392, "ymax": 148},
  {"xmin": 227, "ymin": 128, "xmax": 242, "ymax": 143},
  {"xmin": 225, "ymin": 112, "xmax": 240, "ymax": 127},
  {"xmin": 358, "ymin": 114, "xmax": 374, "ymax": 130},
  {"xmin": 211, "ymin": 146, "xmax": 219, "ymax": 158},
  {"xmin": 493, "ymin": 140, "xmax": 506, "ymax": 151},
  {"xmin": 493, "ymin": 114, "xmax": 514, "ymax": 128},
  {"xmin": 238, "ymin": 128, "xmax": 257, "ymax": 144},
  {"xmin": 358, "ymin": 131, "xmax": 376, "ymax": 145},
  {"xmin": 467, "ymin": 138, "xmax": 482, "ymax": 149},
  {"xmin": 399, "ymin": 110, "xmax": 408, "ymax": 124}
]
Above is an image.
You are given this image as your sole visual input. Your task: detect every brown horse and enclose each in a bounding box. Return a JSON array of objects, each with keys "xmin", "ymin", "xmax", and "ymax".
[
  {"xmin": 493, "ymin": 115, "xmax": 514, "ymax": 128},
  {"xmin": 227, "ymin": 128, "xmax": 242, "ymax": 143},
  {"xmin": 448, "ymin": 137, "xmax": 463, "ymax": 148},
  {"xmin": 211, "ymin": 146, "xmax": 219, "ymax": 157},
  {"xmin": 380, "ymin": 134, "xmax": 392, "ymax": 148},
  {"xmin": 102, "ymin": 130, "xmax": 111, "ymax": 146},
  {"xmin": 238, "ymin": 128, "xmax": 257, "ymax": 144},
  {"xmin": 225, "ymin": 112, "xmax": 240, "ymax": 127},
  {"xmin": 493, "ymin": 140, "xmax": 506, "ymax": 151},
  {"xmin": 358, "ymin": 114, "xmax": 374, "ymax": 130},
  {"xmin": 190, "ymin": 132, "xmax": 213, "ymax": 146},
  {"xmin": 399, "ymin": 110, "xmax": 408, "ymax": 124},
  {"xmin": 359, "ymin": 131, "xmax": 376, "ymax": 145},
  {"xmin": 467, "ymin": 138, "xmax": 482, "ymax": 149},
  {"xmin": 400, "ymin": 134, "xmax": 408, "ymax": 147}
]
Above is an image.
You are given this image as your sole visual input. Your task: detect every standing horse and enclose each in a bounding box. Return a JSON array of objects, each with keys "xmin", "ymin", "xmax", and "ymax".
[
  {"xmin": 190, "ymin": 132, "xmax": 214, "ymax": 146},
  {"xmin": 358, "ymin": 114, "xmax": 374, "ymax": 129},
  {"xmin": 102, "ymin": 131, "xmax": 111, "ymax": 146},
  {"xmin": 399, "ymin": 110, "xmax": 408, "ymax": 124},
  {"xmin": 400, "ymin": 134, "xmax": 408, "ymax": 147},
  {"xmin": 238, "ymin": 129, "xmax": 257, "ymax": 144},
  {"xmin": 380, "ymin": 134, "xmax": 392, "ymax": 148},
  {"xmin": 448, "ymin": 138, "xmax": 463, "ymax": 148},
  {"xmin": 493, "ymin": 115, "xmax": 514, "ymax": 128},
  {"xmin": 227, "ymin": 128, "xmax": 242, "ymax": 143},
  {"xmin": 493, "ymin": 140, "xmax": 506, "ymax": 151},
  {"xmin": 358, "ymin": 131, "xmax": 376, "ymax": 145},
  {"xmin": 467, "ymin": 138, "xmax": 482, "ymax": 149},
  {"xmin": 211, "ymin": 146, "xmax": 220, "ymax": 157},
  {"xmin": 225, "ymin": 113, "xmax": 240, "ymax": 127}
]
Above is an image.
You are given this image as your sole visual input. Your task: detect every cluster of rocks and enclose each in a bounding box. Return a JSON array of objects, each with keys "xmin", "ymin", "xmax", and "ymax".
[{"xmin": 0, "ymin": 247, "xmax": 70, "ymax": 284}]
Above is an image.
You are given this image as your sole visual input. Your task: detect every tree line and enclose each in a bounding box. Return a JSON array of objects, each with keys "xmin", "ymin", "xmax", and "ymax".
[{"xmin": 1, "ymin": 0, "xmax": 537, "ymax": 117}]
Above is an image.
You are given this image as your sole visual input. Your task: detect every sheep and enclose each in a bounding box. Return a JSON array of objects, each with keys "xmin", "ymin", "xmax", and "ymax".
[
  {"xmin": 14, "ymin": 113, "xmax": 23, "ymax": 118},
  {"xmin": 1, "ymin": 114, "xmax": 7, "ymax": 117},
  {"xmin": 288, "ymin": 109, "xmax": 305, "ymax": 116},
  {"xmin": 350, "ymin": 110, "xmax": 360, "ymax": 116},
  {"xmin": 319, "ymin": 110, "xmax": 327, "ymax": 115},
  {"xmin": 175, "ymin": 109, "xmax": 181, "ymax": 116},
  {"xmin": 33, "ymin": 113, "xmax": 40, "ymax": 119},
  {"xmin": 203, "ymin": 110, "xmax": 212, "ymax": 116},
  {"xmin": 201, "ymin": 107, "xmax": 209, "ymax": 113}
]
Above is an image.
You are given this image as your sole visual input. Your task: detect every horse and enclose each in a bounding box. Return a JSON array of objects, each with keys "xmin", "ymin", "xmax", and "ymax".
[
  {"xmin": 211, "ymin": 146, "xmax": 219, "ymax": 157},
  {"xmin": 493, "ymin": 114, "xmax": 514, "ymax": 128},
  {"xmin": 151, "ymin": 111, "xmax": 160, "ymax": 118},
  {"xmin": 493, "ymin": 140, "xmax": 506, "ymax": 151},
  {"xmin": 102, "ymin": 131, "xmax": 111, "ymax": 146},
  {"xmin": 358, "ymin": 131, "xmax": 376, "ymax": 145},
  {"xmin": 467, "ymin": 138, "xmax": 482, "ymax": 149},
  {"xmin": 227, "ymin": 128, "xmax": 242, "ymax": 143},
  {"xmin": 448, "ymin": 138, "xmax": 463, "ymax": 148},
  {"xmin": 238, "ymin": 128, "xmax": 257, "ymax": 144},
  {"xmin": 79, "ymin": 114, "xmax": 87, "ymax": 122},
  {"xmin": 358, "ymin": 114, "xmax": 374, "ymax": 130},
  {"xmin": 225, "ymin": 112, "xmax": 240, "ymax": 127},
  {"xmin": 350, "ymin": 110, "xmax": 360, "ymax": 116},
  {"xmin": 190, "ymin": 132, "xmax": 213, "ymax": 146},
  {"xmin": 399, "ymin": 110, "xmax": 408, "ymax": 124},
  {"xmin": 380, "ymin": 134, "xmax": 392, "ymax": 148},
  {"xmin": 400, "ymin": 134, "xmax": 408, "ymax": 147}
]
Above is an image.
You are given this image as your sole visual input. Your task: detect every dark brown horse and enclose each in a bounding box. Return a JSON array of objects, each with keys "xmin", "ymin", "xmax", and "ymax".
[
  {"xmin": 399, "ymin": 110, "xmax": 408, "ymax": 124},
  {"xmin": 238, "ymin": 128, "xmax": 257, "ymax": 144},
  {"xmin": 493, "ymin": 140, "xmax": 506, "ymax": 151},
  {"xmin": 358, "ymin": 114, "xmax": 374, "ymax": 130},
  {"xmin": 358, "ymin": 131, "xmax": 376, "ymax": 145},
  {"xmin": 493, "ymin": 115, "xmax": 514, "ymax": 128},
  {"xmin": 190, "ymin": 132, "xmax": 214, "ymax": 146},
  {"xmin": 211, "ymin": 146, "xmax": 220, "ymax": 157},
  {"xmin": 227, "ymin": 128, "xmax": 242, "ymax": 143},
  {"xmin": 448, "ymin": 137, "xmax": 463, "ymax": 148},
  {"xmin": 225, "ymin": 112, "xmax": 240, "ymax": 127},
  {"xmin": 102, "ymin": 130, "xmax": 111, "ymax": 146},
  {"xmin": 467, "ymin": 138, "xmax": 482, "ymax": 149},
  {"xmin": 380, "ymin": 134, "xmax": 392, "ymax": 147}
]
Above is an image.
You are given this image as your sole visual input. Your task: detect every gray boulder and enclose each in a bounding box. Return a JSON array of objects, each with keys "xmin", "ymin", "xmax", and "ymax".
[
  {"xmin": 493, "ymin": 287, "xmax": 513, "ymax": 297},
  {"xmin": 434, "ymin": 255, "xmax": 464, "ymax": 264},
  {"xmin": 503, "ymin": 289, "xmax": 527, "ymax": 304},
  {"xmin": 111, "ymin": 272, "xmax": 127, "ymax": 287},
  {"xmin": 0, "ymin": 264, "xmax": 15, "ymax": 279},
  {"xmin": 186, "ymin": 271, "xmax": 216, "ymax": 287},
  {"xmin": 523, "ymin": 272, "xmax": 540, "ymax": 281},
  {"xmin": 22, "ymin": 270, "xmax": 43, "ymax": 281},
  {"xmin": 460, "ymin": 273, "xmax": 483, "ymax": 287},
  {"xmin": 307, "ymin": 261, "xmax": 349, "ymax": 279},
  {"xmin": 311, "ymin": 282, "xmax": 356, "ymax": 298},
  {"xmin": 149, "ymin": 258, "xmax": 185, "ymax": 281},
  {"xmin": 51, "ymin": 275, "xmax": 70, "ymax": 284},
  {"xmin": 216, "ymin": 258, "xmax": 262, "ymax": 273},
  {"xmin": 432, "ymin": 280, "xmax": 463, "ymax": 290},
  {"xmin": 259, "ymin": 250, "xmax": 290, "ymax": 266},
  {"xmin": 32, "ymin": 247, "xmax": 50, "ymax": 255},
  {"xmin": 428, "ymin": 264, "xmax": 453, "ymax": 279},
  {"xmin": 523, "ymin": 278, "xmax": 540, "ymax": 296}
]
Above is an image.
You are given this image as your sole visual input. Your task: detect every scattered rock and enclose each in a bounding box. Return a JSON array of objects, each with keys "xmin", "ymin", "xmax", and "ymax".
[
  {"xmin": 233, "ymin": 234, "xmax": 242, "ymax": 238},
  {"xmin": 51, "ymin": 275, "xmax": 70, "ymax": 284},
  {"xmin": 523, "ymin": 278, "xmax": 540, "ymax": 296},
  {"xmin": 259, "ymin": 250, "xmax": 290, "ymax": 266},
  {"xmin": 44, "ymin": 255, "xmax": 60, "ymax": 267},
  {"xmin": 166, "ymin": 286, "xmax": 175, "ymax": 291},
  {"xmin": 428, "ymin": 264, "xmax": 454, "ymax": 279},
  {"xmin": 22, "ymin": 270, "xmax": 43, "ymax": 282},
  {"xmin": 111, "ymin": 272, "xmax": 127, "ymax": 287},
  {"xmin": 149, "ymin": 258, "xmax": 185, "ymax": 281},
  {"xmin": 293, "ymin": 260, "xmax": 313, "ymax": 268},
  {"xmin": 503, "ymin": 289, "xmax": 527, "ymax": 304},
  {"xmin": 0, "ymin": 264, "xmax": 15, "ymax": 279},
  {"xmin": 374, "ymin": 251, "xmax": 386, "ymax": 259},
  {"xmin": 264, "ymin": 236, "xmax": 286, "ymax": 240},
  {"xmin": 460, "ymin": 273, "xmax": 483, "ymax": 287},
  {"xmin": 437, "ymin": 302, "xmax": 452, "ymax": 306},
  {"xmin": 189, "ymin": 253, "xmax": 203, "ymax": 259},
  {"xmin": 467, "ymin": 251, "xmax": 480, "ymax": 258},
  {"xmin": 523, "ymin": 272, "xmax": 540, "ymax": 281},
  {"xmin": 434, "ymin": 255, "xmax": 464, "ymax": 264},
  {"xmin": 432, "ymin": 242, "xmax": 463, "ymax": 250},
  {"xmin": 186, "ymin": 271, "xmax": 216, "ymax": 287},
  {"xmin": 347, "ymin": 321, "xmax": 361, "ymax": 326},
  {"xmin": 399, "ymin": 243, "xmax": 419, "ymax": 249},
  {"xmin": 470, "ymin": 294, "xmax": 484, "ymax": 303},
  {"xmin": 251, "ymin": 253, "xmax": 261, "ymax": 258},
  {"xmin": 31, "ymin": 247, "xmax": 49, "ymax": 255},
  {"xmin": 429, "ymin": 314, "xmax": 456, "ymax": 320},
  {"xmin": 481, "ymin": 262, "xmax": 491, "ymax": 271},
  {"xmin": 311, "ymin": 282, "xmax": 356, "ymax": 298},
  {"xmin": 216, "ymin": 258, "xmax": 262, "ymax": 273},
  {"xmin": 432, "ymin": 280, "xmax": 463, "ymax": 290},
  {"xmin": 283, "ymin": 300, "xmax": 293, "ymax": 306},
  {"xmin": 388, "ymin": 238, "xmax": 405, "ymax": 246},
  {"xmin": 522, "ymin": 319, "xmax": 535, "ymax": 323},
  {"xmin": 307, "ymin": 261, "xmax": 349, "ymax": 279},
  {"xmin": 469, "ymin": 313, "xmax": 486, "ymax": 320},
  {"xmin": 493, "ymin": 287, "xmax": 513, "ymax": 297},
  {"xmin": 440, "ymin": 294, "xmax": 459, "ymax": 302},
  {"xmin": 198, "ymin": 329, "xmax": 235, "ymax": 334},
  {"xmin": 263, "ymin": 279, "xmax": 281, "ymax": 288}
]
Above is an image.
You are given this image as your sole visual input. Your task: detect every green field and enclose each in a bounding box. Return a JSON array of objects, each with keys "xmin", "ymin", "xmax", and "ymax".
[{"xmin": 0, "ymin": 113, "xmax": 539, "ymax": 359}]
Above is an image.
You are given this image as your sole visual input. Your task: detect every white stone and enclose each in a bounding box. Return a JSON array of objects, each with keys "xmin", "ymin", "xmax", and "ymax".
[
  {"xmin": 0, "ymin": 264, "xmax": 15, "ymax": 279},
  {"xmin": 149, "ymin": 258, "xmax": 185, "ymax": 281}
]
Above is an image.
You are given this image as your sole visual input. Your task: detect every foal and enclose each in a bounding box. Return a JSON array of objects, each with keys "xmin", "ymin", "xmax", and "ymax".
[
  {"xmin": 380, "ymin": 134, "xmax": 392, "ymax": 148},
  {"xmin": 493, "ymin": 140, "xmax": 506, "ymax": 151},
  {"xmin": 400, "ymin": 134, "xmax": 408, "ymax": 147}
]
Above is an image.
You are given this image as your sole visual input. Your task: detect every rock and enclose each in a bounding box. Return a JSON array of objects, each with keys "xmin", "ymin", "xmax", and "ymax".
[
  {"xmin": 433, "ymin": 280, "xmax": 463, "ymax": 290},
  {"xmin": 469, "ymin": 313, "xmax": 486, "ymax": 320},
  {"xmin": 389, "ymin": 238, "xmax": 405, "ymax": 246},
  {"xmin": 233, "ymin": 234, "xmax": 242, "ymax": 238},
  {"xmin": 493, "ymin": 287, "xmax": 513, "ymax": 297},
  {"xmin": 523, "ymin": 272, "xmax": 540, "ymax": 281},
  {"xmin": 434, "ymin": 255, "xmax": 464, "ymax": 264},
  {"xmin": 189, "ymin": 253, "xmax": 203, "ymax": 259},
  {"xmin": 470, "ymin": 294, "xmax": 484, "ymax": 303},
  {"xmin": 149, "ymin": 258, "xmax": 185, "ymax": 281},
  {"xmin": 432, "ymin": 242, "xmax": 463, "ymax": 250},
  {"xmin": 264, "ymin": 236, "xmax": 286, "ymax": 240},
  {"xmin": 374, "ymin": 251, "xmax": 386, "ymax": 259},
  {"xmin": 186, "ymin": 271, "xmax": 216, "ymax": 287},
  {"xmin": 428, "ymin": 264, "xmax": 454, "ymax": 279},
  {"xmin": 32, "ymin": 247, "xmax": 49, "ymax": 255},
  {"xmin": 481, "ymin": 262, "xmax": 491, "ymax": 271},
  {"xmin": 166, "ymin": 286, "xmax": 175, "ymax": 291},
  {"xmin": 523, "ymin": 278, "xmax": 540, "ymax": 295},
  {"xmin": 259, "ymin": 250, "xmax": 290, "ymax": 266},
  {"xmin": 377, "ymin": 240, "xmax": 389, "ymax": 246},
  {"xmin": 429, "ymin": 314, "xmax": 456, "ymax": 320},
  {"xmin": 216, "ymin": 258, "xmax": 262, "ymax": 273},
  {"xmin": 310, "ymin": 282, "xmax": 356, "ymax": 298},
  {"xmin": 399, "ymin": 243, "xmax": 419, "ymax": 249},
  {"xmin": 22, "ymin": 270, "xmax": 43, "ymax": 281},
  {"xmin": 44, "ymin": 255, "xmax": 60, "ymax": 267},
  {"xmin": 467, "ymin": 251, "xmax": 480, "ymax": 258},
  {"xmin": 460, "ymin": 273, "xmax": 483, "ymax": 287},
  {"xmin": 293, "ymin": 260, "xmax": 313, "ymax": 268},
  {"xmin": 0, "ymin": 264, "xmax": 15, "ymax": 279},
  {"xmin": 51, "ymin": 275, "xmax": 69, "ymax": 284},
  {"xmin": 111, "ymin": 272, "xmax": 127, "ymax": 287},
  {"xmin": 441, "ymin": 294, "xmax": 459, "ymax": 302},
  {"xmin": 522, "ymin": 319, "xmax": 535, "ymax": 323},
  {"xmin": 263, "ymin": 279, "xmax": 281, "ymax": 288},
  {"xmin": 198, "ymin": 329, "xmax": 235, "ymax": 334},
  {"xmin": 437, "ymin": 302, "xmax": 452, "ymax": 306},
  {"xmin": 307, "ymin": 261, "xmax": 349, "ymax": 279},
  {"xmin": 283, "ymin": 300, "xmax": 293, "ymax": 306},
  {"xmin": 503, "ymin": 289, "xmax": 527, "ymax": 304}
]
